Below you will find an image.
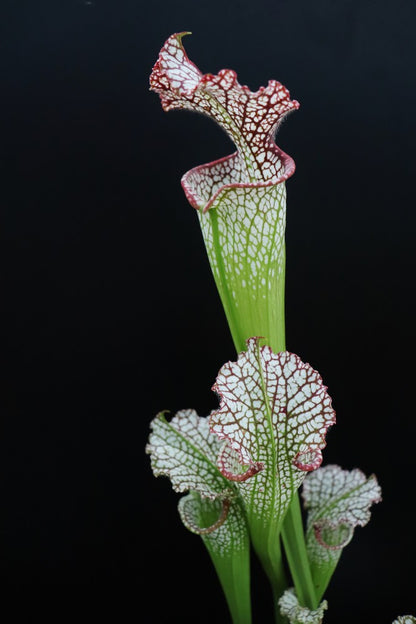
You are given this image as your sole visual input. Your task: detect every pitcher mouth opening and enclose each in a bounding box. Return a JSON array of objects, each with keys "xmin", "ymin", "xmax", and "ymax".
[{"xmin": 181, "ymin": 148, "xmax": 296, "ymax": 213}]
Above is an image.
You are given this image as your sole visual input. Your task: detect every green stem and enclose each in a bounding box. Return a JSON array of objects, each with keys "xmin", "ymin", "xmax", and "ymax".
[
  {"xmin": 206, "ymin": 544, "xmax": 252, "ymax": 624},
  {"xmin": 201, "ymin": 499, "xmax": 252, "ymax": 624},
  {"xmin": 310, "ymin": 559, "xmax": 337, "ymax": 605},
  {"xmin": 251, "ymin": 529, "xmax": 288, "ymax": 624},
  {"xmin": 281, "ymin": 494, "xmax": 318, "ymax": 610}
]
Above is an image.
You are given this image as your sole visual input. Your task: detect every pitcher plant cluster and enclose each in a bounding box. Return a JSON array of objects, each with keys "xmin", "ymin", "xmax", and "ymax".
[{"xmin": 146, "ymin": 33, "xmax": 414, "ymax": 624}]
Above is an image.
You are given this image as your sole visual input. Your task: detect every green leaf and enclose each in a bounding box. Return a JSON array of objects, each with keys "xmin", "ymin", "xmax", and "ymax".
[
  {"xmin": 393, "ymin": 618, "xmax": 416, "ymax": 623},
  {"xmin": 302, "ymin": 465, "xmax": 382, "ymax": 600},
  {"xmin": 210, "ymin": 337, "xmax": 335, "ymax": 591},
  {"xmin": 279, "ymin": 588, "xmax": 328, "ymax": 624}
]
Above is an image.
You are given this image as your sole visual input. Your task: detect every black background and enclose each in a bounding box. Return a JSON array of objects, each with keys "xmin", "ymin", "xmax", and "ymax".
[{"xmin": 1, "ymin": 0, "xmax": 415, "ymax": 622}]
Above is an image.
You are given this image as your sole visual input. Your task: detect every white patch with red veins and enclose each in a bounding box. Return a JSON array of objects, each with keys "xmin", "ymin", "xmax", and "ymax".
[
  {"xmin": 198, "ymin": 183, "xmax": 285, "ymax": 318},
  {"xmin": 279, "ymin": 588, "xmax": 328, "ymax": 624},
  {"xmin": 146, "ymin": 409, "xmax": 224, "ymax": 499},
  {"xmin": 302, "ymin": 465, "xmax": 382, "ymax": 567},
  {"xmin": 178, "ymin": 492, "xmax": 248, "ymax": 555},
  {"xmin": 210, "ymin": 338, "xmax": 336, "ymax": 525},
  {"xmin": 150, "ymin": 31, "xmax": 299, "ymax": 196},
  {"xmin": 146, "ymin": 409, "xmax": 249, "ymax": 555}
]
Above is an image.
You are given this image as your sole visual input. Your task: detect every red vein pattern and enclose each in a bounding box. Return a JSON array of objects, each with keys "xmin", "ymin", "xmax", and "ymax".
[
  {"xmin": 146, "ymin": 409, "xmax": 249, "ymax": 555},
  {"xmin": 217, "ymin": 441, "xmax": 264, "ymax": 482},
  {"xmin": 210, "ymin": 337, "xmax": 336, "ymax": 525},
  {"xmin": 150, "ymin": 32, "xmax": 299, "ymax": 212},
  {"xmin": 178, "ymin": 494, "xmax": 231, "ymax": 535},
  {"xmin": 302, "ymin": 465, "xmax": 381, "ymax": 568},
  {"xmin": 146, "ymin": 409, "xmax": 225, "ymax": 500},
  {"xmin": 150, "ymin": 33, "xmax": 297, "ymax": 353}
]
